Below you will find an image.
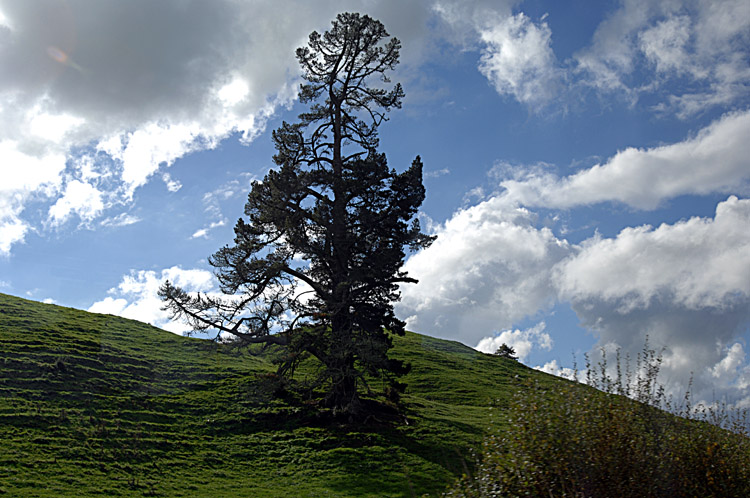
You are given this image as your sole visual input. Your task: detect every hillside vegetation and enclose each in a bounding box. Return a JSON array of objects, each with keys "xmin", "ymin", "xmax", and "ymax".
[
  {"xmin": 0, "ymin": 292, "xmax": 552, "ymax": 497},
  {"xmin": 447, "ymin": 348, "xmax": 750, "ymax": 497}
]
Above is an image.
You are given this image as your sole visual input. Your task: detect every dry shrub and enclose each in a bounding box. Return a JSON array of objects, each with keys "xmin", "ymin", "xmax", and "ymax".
[{"xmin": 447, "ymin": 343, "xmax": 750, "ymax": 498}]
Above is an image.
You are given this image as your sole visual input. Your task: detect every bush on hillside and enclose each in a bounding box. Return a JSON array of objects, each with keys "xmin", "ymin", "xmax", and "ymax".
[
  {"xmin": 493, "ymin": 344, "xmax": 518, "ymax": 360},
  {"xmin": 446, "ymin": 344, "xmax": 750, "ymax": 498}
]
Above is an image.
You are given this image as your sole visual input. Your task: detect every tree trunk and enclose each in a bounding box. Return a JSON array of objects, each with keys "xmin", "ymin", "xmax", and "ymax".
[{"xmin": 325, "ymin": 357, "xmax": 360, "ymax": 415}]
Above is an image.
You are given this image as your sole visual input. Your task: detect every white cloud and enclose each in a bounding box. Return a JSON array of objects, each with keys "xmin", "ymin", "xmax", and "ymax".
[
  {"xmin": 436, "ymin": 0, "xmax": 750, "ymax": 116},
  {"xmin": 28, "ymin": 109, "xmax": 84, "ymax": 144},
  {"xmin": 574, "ymin": 0, "xmax": 750, "ymax": 116},
  {"xmin": 638, "ymin": 15, "xmax": 693, "ymax": 76},
  {"xmin": 555, "ymin": 196, "xmax": 750, "ymax": 311},
  {"xmin": 711, "ymin": 342, "xmax": 746, "ymax": 382},
  {"xmin": 424, "ymin": 168, "xmax": 450, "ymax": 179},
  {"xmin": 431, "ymin": 0, "xmax": 516, "ymax": 44},
  {"xmin": 162, "ymin": 173, "xmax": 182, "ymax": 193},
  {"xmin": 88, "ymin": 266, "xmax": 216, "ymax": 334},
  {"xmin": 573, "ymin": 0, "xmax": 653, "ymax": 94},
  {"xmin": 0, "ymin": 141, "xmax": 66, "ymax": 192},
  {"xmin": 402, "ymin": 190, "xmax": 750, "ymax": 403},
  {"xmin": 0, "ymin": 218, "xmax": 26, "ymax": 256},
  {"xmin": 88, "ymin": 296, "xmax": 128, "ymax": 317},
  {"xmin": 0, "ymin": 0, "xmax": 438, "ymax": 255},
  {"xmin": 499, "ymin": 110, "xmax": 750, "ymax": 210},
  {"xmin": 475, "ymin": 322, "xmax": 552, "ymax": 361},
  {"xmin": 100, "ymin": 212, "xmax": 140, "ymax": 228},
  {"xmin": 48, "ymin": 180, "xmax": 104, "ymax": 226},
  {"xmin": 554, "ymin": 196, "xmax": 750, "ymax": 405},
  {"xmin": 217, "ymin": 76, "xmax": 250, "ymax": 106},
  {"xmin": 190, "ymin": 178, "xmax": 250, "ymax": 238},
  {"xmin": 190, "ymin": 228, "xmax": 209, "ymax": 240},
  {"xmin": 191, "ymin": 220, "xmax": 226, "ymax": 240},
  {"xmin": 101, "ymin": 122, "xmax": 211, "ymax": 199},
  {"xmin": 398, "ymin": 196, "xmax": 570, "ymax": 344},
  {"xmin": 432, "ymin": 1, "xmax": 562, "ymax": 109},
  {"xmin": 536, "ymin": 359, "xmax": 576, "ymax": 380},
  {"xmin": 478, "ymin": 12, "xmax": 561, "ymax": 108},
  {"xmin": 0, "ymin": 140, "xmax": 67, "ymax": 254}
]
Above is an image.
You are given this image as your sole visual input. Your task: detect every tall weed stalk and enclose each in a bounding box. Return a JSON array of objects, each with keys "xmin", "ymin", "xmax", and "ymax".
[{"xmin": 446, "ymin": 342, "xmax": 750, "ymax": 497}]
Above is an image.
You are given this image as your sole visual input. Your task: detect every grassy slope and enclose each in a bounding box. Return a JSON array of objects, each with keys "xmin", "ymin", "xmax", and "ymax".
[{"xmin": 0, "ymin": 293, "xmax": 554, "ymax": 497}]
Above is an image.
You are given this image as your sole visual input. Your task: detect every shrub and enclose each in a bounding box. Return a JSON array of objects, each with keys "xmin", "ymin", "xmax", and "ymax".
[
  {"xmin": 446, "ymin": 344, "xmax": 750, "ymax": 497},
  {"xmin": 494, "ymin": 344, "xmax": 518, "ymax": 360}
]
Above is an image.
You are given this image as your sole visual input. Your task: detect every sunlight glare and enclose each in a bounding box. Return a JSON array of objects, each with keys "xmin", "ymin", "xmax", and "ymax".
[
  {"xmin": 0, "ymin": 9, "xmax": 9, "ymax": 29},
  {"xmin": 29, "ymin": 111, "xmax": 84, "ymax": 143},
  {"xmin": 217, "ymin": 77, "xmax": 249, "ymax": 106}
]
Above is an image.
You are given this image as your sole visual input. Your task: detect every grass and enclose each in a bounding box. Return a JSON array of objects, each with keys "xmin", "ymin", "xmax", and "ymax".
[
  {"xmin": 8, "ymin": 293, "xmax": 746, "ymax": 497},
  {"xmin": 0, "ymin": 292, "xmax": 553, "ymax": 497}
]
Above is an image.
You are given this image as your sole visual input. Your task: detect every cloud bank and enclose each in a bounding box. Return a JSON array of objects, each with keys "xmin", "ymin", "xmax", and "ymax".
[
  {"xmin": 398, "ymin": 198, "xmax": 569, "ymax": 342},
  {"xmin": 0, "ymin": 0, "xmax": 435, "ymax": 256},
  {"xmin": 3, "ymin": 0, "xmax": 746, "ymax": 257},
  {"xmin": 438, "ymin": 0, "xmax": 749, "ymax": 115},
  {"xmin": 500, "ymin": 110, "xmax": 750, "ymax": 210},
  {"xmin": 399, "ymin": 106, "xmax": 750, "ymax": 405},
  {"xmin": 575, "ymin": 0, "xmax": 750, "ymax": 116},
  {"xmin": 88, "ymin": 266, "xmax": 215, "ymax": 334}
]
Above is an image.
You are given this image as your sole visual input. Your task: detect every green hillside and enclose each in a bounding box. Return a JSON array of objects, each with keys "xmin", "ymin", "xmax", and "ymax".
[{"xmin": 0, "ymin": 292, "xmax": 552, "ymax": 497}]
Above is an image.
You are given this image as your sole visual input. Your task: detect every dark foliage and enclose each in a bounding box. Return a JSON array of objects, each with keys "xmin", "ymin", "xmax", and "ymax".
[
  {"xmin": 160, "ymin": 13, "xmax": 433, "ymax": 416},
  {"xmin": 493, "ymin": 344, "xmax": 517, "ymax": 360}
]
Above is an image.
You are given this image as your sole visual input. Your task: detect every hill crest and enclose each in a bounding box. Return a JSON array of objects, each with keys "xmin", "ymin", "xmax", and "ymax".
[{"xmin": 0, "ymin": 292, "xmax": 546, "ymax": 497}]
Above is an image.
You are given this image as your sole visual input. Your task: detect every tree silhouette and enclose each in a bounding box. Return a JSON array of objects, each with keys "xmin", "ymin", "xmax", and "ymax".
[
  {"xmin": 494, "ymin": 344, "xmax": 518, "ymax": 360},
  {"xmin": 159, "ymin": 13, "xmax": 434, "ymax": 416}
]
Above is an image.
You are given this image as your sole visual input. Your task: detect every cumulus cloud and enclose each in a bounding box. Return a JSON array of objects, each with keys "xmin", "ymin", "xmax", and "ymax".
[
  {"xmin": 536, "ymin": 359, "xmax": 576, "ymax": 380},
  {"xmin": 0, "ymin": 217, "xmax": 27, "ymax": 257},
  {"xmin": 499, "ymin": 110, "xmax": 750, "ymax": 210},
  {"xmin": 48, "ymin": 179, "xmax": 104, "ymax": 226},
  {"xmin": 475, "ymin": 322, "xmax": 552, "ymax": 361},
  {"xmin": 397, "ymin": 196, "xmax": 570, "ymax": 344},
  {"xmin": 554, "ymin": 196, "xmax": 750, "ymax": 404},
  {"xmin": 400, "ymin": 188, "xmax": 750, "ymax": 404},
  {"xmin": 0, "ymin": 0, "xmax": 436, "ymax": 255},
  {"xmin": 435, "ymin": 0, "xmax": 749, "ymax": 116},
  {"xmin": 433, "ymin": 1, "xmax": 562, "ymax": 109},
  {"xmin": 555, "ymin": 196, "xmax": 750, "ymax": 311},
  {"xmin": 711, "ymin": 343, "xmax": 747, "ymax": 384},
  {"xmin": 88, "ymin": 266, "xmax": 216, "ymax": 334},
  {"xmin": 638, "ymin": 15, "xmax": 693, "ymax": 76},
  {"xmin": 575, "ymin": 0, "xmax": 750, "ymax": 116},
  {"xmin": 0, "ymin": 140, "xmax": 67, "ymax": 254},
  {"xmin": 161, "ymin": 173, "xmax": 182, "ymax": 193},
  {"xmin": 478, "ymin": 12, "xmax": 562, "ymax": 108}
]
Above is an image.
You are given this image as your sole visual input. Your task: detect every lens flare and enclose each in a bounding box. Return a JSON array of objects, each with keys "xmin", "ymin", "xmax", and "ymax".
[
  {"xmin": 46, "ymin": 45, "xmax": 86, "ymax": 74},
  {"xmin": 47, "ymin": 45, "xmax": 69, "ymax": 64}
]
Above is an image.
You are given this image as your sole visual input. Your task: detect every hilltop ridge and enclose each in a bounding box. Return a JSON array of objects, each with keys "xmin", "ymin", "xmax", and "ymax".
[{"xmin": 0, "ymin": 292, "xmax": 548, "ymax": 497}]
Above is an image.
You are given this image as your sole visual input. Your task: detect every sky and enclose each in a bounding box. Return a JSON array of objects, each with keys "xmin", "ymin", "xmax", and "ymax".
[{"xmin": 1, "ymin": 0, "xmax": 749, "ymax": 407}]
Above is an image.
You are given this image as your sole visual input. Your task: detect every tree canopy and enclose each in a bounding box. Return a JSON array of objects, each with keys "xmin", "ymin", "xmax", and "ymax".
[
  {"xmin": 159, "ymin": 12, "xmax": 434, "ymax": 416},
  {"xmin": 494, "ymin": 344, "xmax": 518, "ymax": 360}
]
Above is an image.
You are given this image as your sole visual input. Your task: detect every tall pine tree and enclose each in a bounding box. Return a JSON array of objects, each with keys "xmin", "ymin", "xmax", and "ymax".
[{"xmin": 160, "ymin": 12, "xmax": 434, "ymax": 415}]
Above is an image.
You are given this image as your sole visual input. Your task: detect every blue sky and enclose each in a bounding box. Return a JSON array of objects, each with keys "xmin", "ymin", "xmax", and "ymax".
[{"xmin": 1, "ymin": 0, "xmax": 749, "ymax": 406}]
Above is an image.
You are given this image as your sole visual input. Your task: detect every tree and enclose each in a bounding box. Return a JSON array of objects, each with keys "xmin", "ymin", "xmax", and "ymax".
[
  {"xmin": 494, "ymin": 344, "xmax": 518, "ymax": 360},
  {"xmin": 159, "ymin": 12, "xmax": 434, "ymax": 416}
]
